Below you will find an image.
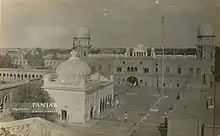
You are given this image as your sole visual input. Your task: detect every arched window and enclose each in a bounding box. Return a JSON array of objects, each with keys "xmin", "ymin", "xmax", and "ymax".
[
  {"xmin": 177, "ymin": 83, "xmax": 180, "ymax": 87},
  {"xmin": 145, "ymin": 82, "xmax": 148, "ymax": 86},
  {"xmin": 127, "ymin": 67, "xmax": 130, "ymax": 72},
  {"xmin": 134, "ymin": 67, "xmax": 138, "ymax": 72},
  {"xmin": 3, "ymin": 94, "xmax": 10, "ymax": 103},
  {"xmin": 140, "ymin": 80, "xmax": 143, "ymax": 84},
  {"xmin": 131, "ymin": 67, "xmax": 134, "ymax": 72},
  {"xmin": 32, "ymin": 75, "xmax": 35, "ymax": 78}
]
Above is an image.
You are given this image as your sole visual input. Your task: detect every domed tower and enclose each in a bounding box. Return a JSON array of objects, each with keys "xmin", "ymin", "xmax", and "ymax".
[
  {"xmin": 73, "ymin": 25, "xmax": 92, "ymax": 58},
  {"xmin": 196, "ymin": 24, "xmax": 216, "ymax": 61}
]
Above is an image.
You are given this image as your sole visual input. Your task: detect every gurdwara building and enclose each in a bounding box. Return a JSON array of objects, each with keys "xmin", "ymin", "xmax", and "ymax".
[{"xmin": 73, "ymin": 24, "xmax": 215, "ymax": 92}]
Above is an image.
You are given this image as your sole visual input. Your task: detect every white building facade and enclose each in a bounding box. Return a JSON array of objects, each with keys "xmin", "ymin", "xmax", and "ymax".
[{"xmin": 42, "ymin": 50, "xmax": 114, "ymax": 124}]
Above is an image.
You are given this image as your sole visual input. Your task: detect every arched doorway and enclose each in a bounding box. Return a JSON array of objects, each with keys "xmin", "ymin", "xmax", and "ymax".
[
  {"xmin": 127, "ymin": 76, "xmax": 138, "ymax": 86},
  {"xmin": 90, "ymin": 106, "xmax": 94, "ymax": 119}
]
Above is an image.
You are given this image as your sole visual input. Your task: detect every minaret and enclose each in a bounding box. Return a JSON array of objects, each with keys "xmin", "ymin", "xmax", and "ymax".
[
  {"xmin": 196, "ymin": 24, "xmax": 215, "ymax": 61},
  {"xmin": 73, "ymin": 25, "xmax": 92, "ymax": 58},
  {"xmin": 196, "ymin": 24, "xmax": 215, "ymax": 87}
]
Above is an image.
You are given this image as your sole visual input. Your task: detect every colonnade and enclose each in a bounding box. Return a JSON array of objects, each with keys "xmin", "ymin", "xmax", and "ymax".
[
  {"xmin": 0, "ymin": 72, "xmax": 43, "ymax": 82},
  {"xmin": 132, "ymin": 51, "xmax": 147, "ymax": 57},
  {"xmin": 99, "ymin": 94, "xmax": 113, "ymax": 113}
]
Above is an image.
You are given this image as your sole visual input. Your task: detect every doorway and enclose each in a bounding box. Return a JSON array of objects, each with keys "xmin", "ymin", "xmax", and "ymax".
[
  {"xmin": 61, "ymin": 110, "xmax": 67, "ymax": 121},
  {"xmin": 127, "ymin": 76, "xmax": 138, "ymax": 86},
  {"xmin": 90, "ymin": 107, "xmax": 94, "ymax": 119}
]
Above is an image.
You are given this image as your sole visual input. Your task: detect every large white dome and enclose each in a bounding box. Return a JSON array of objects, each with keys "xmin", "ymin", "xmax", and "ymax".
[{"xmin": 56, "ymin": 50, "xmax": 91, "ymax": 77}]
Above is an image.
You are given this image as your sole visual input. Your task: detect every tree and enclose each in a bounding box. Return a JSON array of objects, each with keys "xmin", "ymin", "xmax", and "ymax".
[
  {"xmin": 51, "ymin": 54, "xmax": 58, "ymax": 60},
  {"xmin": 35, "ymin": 48, "xmax": 43, "ymax": 55},
  {"xmin": 0, "ymin": 54, "xmax": 14, "ymax": 68},
  {"xmin": 11, "ymin": 84, "xmax": 57, "ymax": 122},
  {"xmin": 89, "ymin": 49, "xmax": 101, "ymax": 54},
  {"xmin": 24, "ymin": 52, "xmax": 45, "ymax": 67},
  {"xmin": 0, "ymin": 127, "xmax": 18, "ymax": 136}
]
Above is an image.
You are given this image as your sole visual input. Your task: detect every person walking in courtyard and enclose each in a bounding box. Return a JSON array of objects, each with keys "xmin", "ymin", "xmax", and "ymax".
[
  {"xmin": 176, "ymin": 93, "xmax": 180, "ymax": 100},
  {"xmin": 124, "ymin": 111, "xmax": 128, "ymax": 122},
  {"xmin": 115, "ymin": 99, "xmax": 119, "ymax": 107},
  {"xmin": 169, "ymin": 103, "xmax": 173, "ymax": 111}
]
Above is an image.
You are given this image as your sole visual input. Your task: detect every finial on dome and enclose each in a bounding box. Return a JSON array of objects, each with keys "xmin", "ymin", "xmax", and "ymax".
[
  {"xmin": 69, "ymin": 50, "xmax": 80, "ymax": 61},
  {"xmin": 197, "ymin": 24, "xmax": 215, "ymax": 37},
  {"xmin": 78, "ymin": 25, "xmax": 90, "ymax": 38}
]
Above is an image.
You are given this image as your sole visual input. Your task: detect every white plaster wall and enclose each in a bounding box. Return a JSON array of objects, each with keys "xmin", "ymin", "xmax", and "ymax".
[
  {"xmin": 99, "ymin": 83, "xmax": 114, "ymax": 98},
  {"xmin": 85, "ymin": 83, "xmax": 114, "ymax": 117},
  {"xmin": 44, "ymin": 89, "xmax": 85, "ymax": 124}
]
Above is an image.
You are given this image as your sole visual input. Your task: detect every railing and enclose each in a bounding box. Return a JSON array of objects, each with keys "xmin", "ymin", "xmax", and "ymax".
[
  {"xmin": 0, "ymin": 68, "xmax": 54, "ymax": 72},
  {"xmin": 89, "ymin": 54, "xmax": 126, "ymax": 58}
]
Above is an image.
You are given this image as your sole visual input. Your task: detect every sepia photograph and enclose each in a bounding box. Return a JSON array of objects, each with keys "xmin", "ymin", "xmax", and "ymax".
[{"xmin": 0, "ymin": 0, "xmax": 219, "ymax": 135}]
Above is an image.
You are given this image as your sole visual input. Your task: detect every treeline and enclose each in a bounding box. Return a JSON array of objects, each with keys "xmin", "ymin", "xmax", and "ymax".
[
  {"xmin": 0, "ymin": 54, "xmax": 17, "ymax": 68},
  {"xmin": 42, "ymin": 48, "xmax": 72, "ymax": 56}
]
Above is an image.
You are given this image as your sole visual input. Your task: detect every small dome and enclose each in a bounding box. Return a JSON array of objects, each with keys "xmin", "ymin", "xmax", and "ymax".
[
  {"xmin": 78, "ymin": 25, "xmax": 90, "ymax": 37},
  {"xmin": 56, "ymin": 50, "xmax": 91, "ymax": 77},
  {"xmin": 197, "ymin": 24, "xmax": 215, "ymax": 36},
  {"xmin": 136, "ymin": 44, "xmax": 145, "ymax": 48},
  {"xmin": 151, "ymin": 48, "xmax": 155, "ymax": 52}
]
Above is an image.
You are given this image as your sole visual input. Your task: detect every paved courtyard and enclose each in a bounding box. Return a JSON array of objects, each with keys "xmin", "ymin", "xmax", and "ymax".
[
  {"xmin": 63, "ymin": 84, "xmax": 219, "ymax": 136},
  {"xmin": 95, "ymin": 86, "xmax": 162, "ymax": 123},
  {"xmin": 90, "ymin": 85, "xmax": 172, "ymax": 135}
]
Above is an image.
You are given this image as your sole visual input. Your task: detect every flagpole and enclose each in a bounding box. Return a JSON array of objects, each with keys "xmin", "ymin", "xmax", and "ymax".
[
  {"xmin": 161, "ymin": 16, "xmax": 165, "ymax": 97},
  {"xmin": 213, "ymin": 55, "xmax": 216, "ymax": 136}
]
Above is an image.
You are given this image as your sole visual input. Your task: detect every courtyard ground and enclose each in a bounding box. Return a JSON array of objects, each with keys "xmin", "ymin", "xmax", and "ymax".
[
  {"xmin": 59, "ymin": 84, "xmax": 219, "ymax": 136},
  {"xmin": 64, "ymin": 85, "xmax": 174, "ymax": 135}
]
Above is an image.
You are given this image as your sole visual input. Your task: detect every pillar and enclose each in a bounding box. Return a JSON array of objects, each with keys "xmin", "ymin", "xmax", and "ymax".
[
  {"xmin": 100, "ymin": 98, "xmax": 102, "ymax": 113},
  {"xmin": 6, "ymin": 73, "xmax": 9, "ymax": 82},
  {"xmin": 102, "ymin": 98, "xmax": 105, "ymax": 112},
  {"xmin": 14, "ymin": 74, "xmax": 16, "ymax": 81},
  {"xmin": 0, "ymin": 73, "xmax": 2, "ymax": 81},
  {"xmin": 21, "ymin": 74, "xmax": 23, "ymax": 80}
]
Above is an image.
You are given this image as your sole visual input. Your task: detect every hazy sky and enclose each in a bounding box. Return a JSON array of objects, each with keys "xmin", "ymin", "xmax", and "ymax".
[{"xmin": 0, "ymin": 0, "xmax": 219, "ymax": 48}]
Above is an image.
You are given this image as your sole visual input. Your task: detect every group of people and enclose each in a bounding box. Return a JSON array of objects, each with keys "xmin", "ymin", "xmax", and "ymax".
[{"xmin": 103, "ymin": 111, "xmax": 128, "ymax": 122}]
